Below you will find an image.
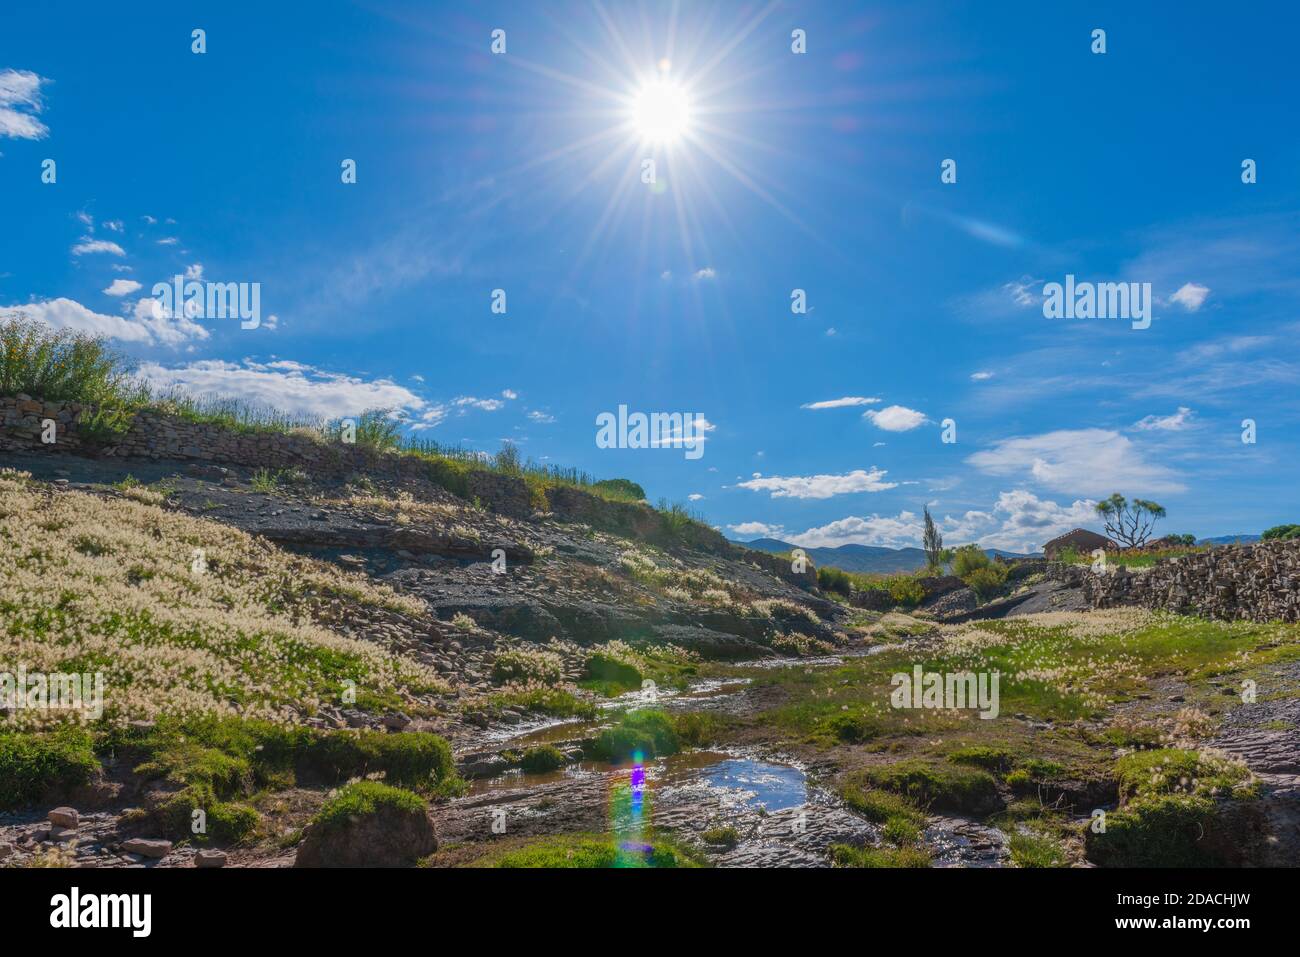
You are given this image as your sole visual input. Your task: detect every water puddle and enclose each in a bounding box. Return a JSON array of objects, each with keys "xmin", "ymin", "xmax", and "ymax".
[{"xmin": 658, "ymin": 751, "xmax": 807, "ymax": 812}]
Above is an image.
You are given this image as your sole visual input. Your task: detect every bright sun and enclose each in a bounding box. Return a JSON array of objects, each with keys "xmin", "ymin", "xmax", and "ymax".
[{"xmin": 630, "ymin": 77, "xmax": 692, "ymax": 144}]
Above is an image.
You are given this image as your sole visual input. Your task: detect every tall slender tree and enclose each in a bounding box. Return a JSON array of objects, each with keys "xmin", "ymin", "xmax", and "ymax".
[{"xmin": 922, "ymin": 505, "xmax": 946, "ymax": 571}]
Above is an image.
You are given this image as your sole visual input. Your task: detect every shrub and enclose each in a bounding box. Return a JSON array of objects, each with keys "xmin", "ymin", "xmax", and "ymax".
[
  {"xmin": 0, "ymin": 727, "xmax": 99, "ymax": 810},
  {"xmin": 887, "ymin": 577, "xmax": 925, "ymax": 607},
  {"xmin": 583, "ymin": 650, "xmax": 643, "ymax": 689},
  {"xmin": 1085, "ymin": 793, "xmax": 1222, "ymax": 867},
  {"xmin": 519, "ymin": 745, "xmax": 566, "ymax": 773},
  {"xmin": 589, "ymin": 709, "xmax": 680, "ymax": 762},
  {"xmin": 817, "ymin": 566, "xmax": 852, "ymax": 596},
  {"xmin": 491, "ymin": 648, "xmax": 565, "ymax": 686},
  {"xmin": 702, "ymin": 825, "xmax": 739, "ymax": 848},
  {"xmin": 963, "ymin": 564, "xmax": 1008, "ymax": 600},
  {"xmin": 592, "ymin": 478, "xmax": 646, "ymax": 502},
  {"xmin": 0, "ymin": 317, "xmax": 145, "ymax": 410},
  {"xmin": 1262, "ymin": 524, "xmax": 1300, "ymax": 541},
  {"xmin": 347, "ymin": 409, "xmax": 402, "ymax": 451}
]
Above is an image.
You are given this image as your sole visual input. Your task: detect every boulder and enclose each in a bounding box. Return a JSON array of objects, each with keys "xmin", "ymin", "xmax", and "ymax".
[
  {"xmin": 194, "ymin": 849, "xmax": 228, "ymax": 868},
  {"xmin": 122, "ymin": 838, "xmax": 173, "ymax": 859},
  {"xmin": 294, "ymin": 797, "xmax": 436, "ymax": 868},
  {"xmin": 47, "ymin": 807, "xmax": 79, "ymax": 829}
]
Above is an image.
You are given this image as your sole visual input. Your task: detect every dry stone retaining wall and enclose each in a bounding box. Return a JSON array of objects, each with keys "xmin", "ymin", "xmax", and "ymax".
[{"xmin": 1046, "ymin": 540, "xmax": 1300, "ymax": 622}]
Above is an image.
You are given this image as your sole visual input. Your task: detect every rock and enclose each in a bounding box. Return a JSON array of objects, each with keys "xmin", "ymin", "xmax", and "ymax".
[
  {"xmin": 48, "ymin": 826, "xmax": 77, "ymax": 843},
  {"xmin": 294, "ymin": 804, "xmax": 436, "ymax": 868},
  {"xmin": 382, "ymin": 712, "xmax": 412, "ymax": 731},
  {"xmin": 194, "ymin": 849, "xmax": 228, "ymax": 868},
  {"xmin": 48, "ymin": 807, "xmax": 79, "ymax": 829},
  {"xmin": 0, "ymin": 842, "xmax": 15, "ymax": 860},
  {"xmin": 121, "ymin": 838, "xmax": 173, "ymax": 859}
]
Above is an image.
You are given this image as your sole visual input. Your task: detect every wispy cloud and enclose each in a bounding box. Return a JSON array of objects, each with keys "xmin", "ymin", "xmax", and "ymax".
[
  {"xmin": 966, "ymin": 428, "xmax": 1185, "ymax": 496},
  {"xmin": 801, "ymin": 396, "xmax": 880, "ymax": 410},
  {"xmin": 1132, "ymin": 407, "xmax": 1195, "ymax": 432},
  {"xmin": 71, "ymin": 239, "xmax": 125, "ymax": 257},
  {"xmin": 1170, "ymin": 282, "xmax": 1210, "ymax": 311},
  {"xmin": 0, "ymin": 68, "xmax": 49, "ymax": 140}
]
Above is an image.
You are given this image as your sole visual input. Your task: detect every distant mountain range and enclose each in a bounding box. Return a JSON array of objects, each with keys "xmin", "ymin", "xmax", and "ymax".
[
  {"xmin": 1196, "ymin": 534, "xmax": 1261, "ymax": 546},
  {"xmin": 736, "ymin": 534, "xmax": 1265, "ymax": 574},
  {"xmin": 735, "ymin": 538, "xmax": 1039, "ymax": 574}
]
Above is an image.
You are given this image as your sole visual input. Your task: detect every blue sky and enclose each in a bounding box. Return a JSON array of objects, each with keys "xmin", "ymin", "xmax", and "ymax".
[{"xmin": 3, "ymin": 1, "xmax": 1299, "ymax": 551}]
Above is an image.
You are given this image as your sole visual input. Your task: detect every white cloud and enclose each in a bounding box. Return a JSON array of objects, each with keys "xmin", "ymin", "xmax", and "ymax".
[
  {"xmin": 501, "ymin": 389, "xmax": 518, "ymax": 400},
  {"xmin": 693, "ymin": 267, "xmax": 716, "ymax": 280},
  {"xmin": 1170, "ymin": 282, "xmax": 1210, "ymax": 311},
  {"xmin": 766, "ymin": 489, "xmax": 1101, "ymax": 553},
  {"xmin": 787, "ymin": 512, "xmax": 923, "ymax": 549},
  {"xmin": 0, "ymin": 69, "xmax": 49, "ymax": 140},
  {"xmin": 825, "ymin": 327, "xmax": 837, "ymax": 337},
  {"xmin": 801, "ymin": 396, "xmax": 880, "ymax": 410},
  {"xmin": 157, "ymin": 237, "xmax": 179, "ymax": 246},
  {"xmin": 737, "ymin": 467, "xmax": 897, "ymax": 500},
  {"xmin": 727, "ymin": 521, "xmax": 786, "ymax": 539},
  {"xmin": 102, "ymin": 279, "xmax": 142, "ymax": 297},
  {"xmin": 1003, "ymin": 276, "xmax": 1041, "ymax": 307},
  {"xmin": 970, "ymin": 370, "xmax": 994, "ymax": 381},
  {"xmin": 1132, "ymin": 406, "xmax": 1195, "ymax": 432},
  {"xmin": 75, "ymin": 210, "xmax": 94, "ymax": 228},
  {"xmin": 184, "ymin": 263, "xmax": 204, "ymax": 280},
  {"xmin": 864, "ymin": 405, "xmax": 928, "ymax": 431},
  {"xmin": 2, "ymin": 297, "xmax": 207, "ymax": 347},
  {"xmin": 71, "ymin": 239, "xmax": 125, "ymax": 257},
  {"xmin": 136, "ymin": 359, "xmax": 426, "ymax": 421},
  {"xmin": 102, "ymin": 220, "xmax": 124, "ymax": 232},
  {"xmin": 688, "ymin": 493, "xmax": 704, "ymax": 501},
  {"xmin": 452, "ymin": 396, "xmax": 504, "ymax": 412},
  {"xmin": 966, "ymin": 428, "xmax": 1185, "ymax": 495},
  {"xmin": 526, "ymin": 410, "xmax": 555, "ymax": 424}
]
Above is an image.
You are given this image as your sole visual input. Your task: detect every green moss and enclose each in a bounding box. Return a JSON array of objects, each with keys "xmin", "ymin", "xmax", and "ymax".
[
  {"xmin": 0, "ymin": 727, "xmax": 99, "ymax": 810},
  {"xmin": 589, "ymin": 709, "xmax": 680, "ymax": 762},
  {"xmin": 824, "ymin": 709, "xmax": 882, "ymax": 743},
  {"xmin": 1008, "ymin": 829, "xmax": 1068, "ymax": 867},
  {"xmin": 467, "ymin": 831, "xmax": 705, "ymax": 868},
  {"xmin": 314, "ymin": 780, "xmax": 426, "ymax": 833},
  {"xmin": 839, "ymin": 780, "xmax": 926, "ymax": 829},
  {"xmin": 831, "ymin": 843, "xmax": 931, "ymax": 868},
  {"xmin": 947, "ymin": 745, "xmax": 1015, "ymax": 773},
  {"xmin": 860, "ymin": 760, "xmax": 1001, "ymax": 816}
]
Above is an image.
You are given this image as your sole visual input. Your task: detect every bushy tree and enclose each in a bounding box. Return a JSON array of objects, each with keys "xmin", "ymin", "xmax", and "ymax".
[
  {"xmin": 1262, "ymin": 524, "xmax": 1300, "ymax": 541},
  {"xmin": 1095, "ymin": 493, "xmax": 1165, "ymax": 548}
]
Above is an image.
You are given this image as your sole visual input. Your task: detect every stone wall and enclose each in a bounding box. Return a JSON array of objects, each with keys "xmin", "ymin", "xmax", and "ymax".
[
  {"xmin": 1, "ymin": 394, "xmax": 814, "ymax": 587},
  {"xmin": 1046, "ymin": 540, "xmax": 1300, "ymax": 623}
]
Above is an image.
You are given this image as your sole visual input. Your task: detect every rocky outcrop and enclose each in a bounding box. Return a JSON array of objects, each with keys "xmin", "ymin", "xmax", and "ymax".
[{"xmin": 294, "ymin": 800, "xmax": 437, "ymax": 868}]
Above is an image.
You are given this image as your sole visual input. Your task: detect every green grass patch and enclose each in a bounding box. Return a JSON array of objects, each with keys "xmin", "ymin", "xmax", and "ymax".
[
  {"xmin": 0, "ymin": 727, "xmax": 99, "ymax": 810},
  {"xmin": 313, "ymin": 780, "xmax": 426, "ymax": 833},
  {"xmin": 465, "ymin": 831, "xmax": 706, "ymax": 868},
  {"xmin": 830, "ymin": 843, "xmax": 931, "ymax": 868},
  {"xmin": 589, "ymin": 709, "xmax": 680, "ymax": 762}
]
